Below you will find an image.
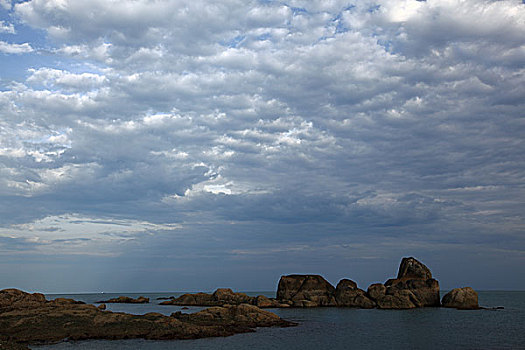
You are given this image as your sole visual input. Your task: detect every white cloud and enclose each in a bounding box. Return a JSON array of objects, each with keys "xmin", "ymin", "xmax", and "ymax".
[
  {"xmin": 0, "ymin": 20, "xmax": 15, "ymax": 34},
  {"xmin": 1, "ymin": 0, "xmax": 524, "ymax": 289},
  {"xmin": 0, "ymin": 41, "xmax": 33, "ymax": 54}
]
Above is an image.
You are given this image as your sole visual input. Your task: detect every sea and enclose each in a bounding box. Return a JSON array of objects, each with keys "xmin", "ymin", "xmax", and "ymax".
[{"xmin": 32, "ymin": 291, "xmax": 525, "ymax": 350}]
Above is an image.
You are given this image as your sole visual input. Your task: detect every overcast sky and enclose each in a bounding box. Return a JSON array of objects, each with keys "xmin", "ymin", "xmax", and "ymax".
[{"xmin": 0, "ymin": 0, "xmax": 524, "ymax": 293}]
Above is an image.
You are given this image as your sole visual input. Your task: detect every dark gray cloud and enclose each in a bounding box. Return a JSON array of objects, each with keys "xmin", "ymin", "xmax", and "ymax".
[{"xmin": 0, "ymin": 0, "xmax": 524, "ymax": 292}]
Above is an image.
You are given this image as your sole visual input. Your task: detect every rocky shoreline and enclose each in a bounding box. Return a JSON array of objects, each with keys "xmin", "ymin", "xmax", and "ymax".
[
  {"xmin": 0, "ymin": 256, "xmax": 482, "ymax": 349},
  {"xmin": 0, "ymin": 289, "xmax": 296, "ymax": 349}
]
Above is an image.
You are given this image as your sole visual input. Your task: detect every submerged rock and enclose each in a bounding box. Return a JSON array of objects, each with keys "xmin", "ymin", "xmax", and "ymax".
[
  {"xmin": 0, "ymin": 289, "xmax": 295, "ymax": 348},
  {"xmin": 276, "ymin": 275, "xmax": 337, "ymax": 307},
  {"xmin": 442, "ymin": 287, "xmax": 479, "ymax": 309}
]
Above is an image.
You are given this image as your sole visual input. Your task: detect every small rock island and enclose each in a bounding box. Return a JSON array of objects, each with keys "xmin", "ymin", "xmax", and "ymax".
[
  {"xmin": 96, "ymin": 295, "xmax": 150, "ymax": 304},
  {"xmin": 161, "ymin": 257, "xmax": 479, "ymax": 310}
]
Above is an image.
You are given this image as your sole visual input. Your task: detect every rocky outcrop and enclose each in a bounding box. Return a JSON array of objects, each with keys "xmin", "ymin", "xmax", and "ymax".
[
  {"xmin": 335, "ymin": 279, "xmax": 375, "ymax": 308},
  {"xmin": 96, "ymin": 296, "xmax": 149, "ymax": 304},
  {"xmin": 442, "ymin": 287, "xmax": 479, "ymax": 309},
  {"xmin": 172, "ymin": 303, "xmax": 294, "ymax": 328},
  {"xmin": 0, "ymin": 289, "xmax": 295, "ymax": 348},
  {"xmin": 276, "ymin": 275, "xmax": 337, "ymax": 307},
  {"xmin": 397, "ymin": 257, "xmax": 433, "ymax": 280},
  {"xmin": 160, "ymin": 288, "xmax": 288, "ymax": 308},
  {"xmin": 366, "ymin": 257, "xmax": 440, "ymax": 309}
]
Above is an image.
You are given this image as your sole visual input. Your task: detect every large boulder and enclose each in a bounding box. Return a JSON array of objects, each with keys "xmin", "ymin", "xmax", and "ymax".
[
  {"xmin": 442, "ymin": 287, "xmax": 479, "ymax": 309},
  {"xmin": 384, "ymin": 277, "xmax": 440, "ymax": 307},
  {"xmin": 367, "ymin": 283, "xmax": 386, "ymax": 301},
  {"xmin": 212, "ymin": 288, "xmax": 253, "ymax": 304},
  {"xmin": 369, "ymin": 257, "xmax": 440, "ymax": 309},
  {"xmin": 335, "ymin": 279, "xmax": 375, "ymax": 308},
  {"xmin": 375, "ymin": 290, "xmax": 420, "ymax": 309},
  {"xmin": 397, "ymin": 257, "xmax": 433, "ymax": 280},
  {"xmin": 276, "ymin": 275, "xmax": 336, "ymax": 307}
]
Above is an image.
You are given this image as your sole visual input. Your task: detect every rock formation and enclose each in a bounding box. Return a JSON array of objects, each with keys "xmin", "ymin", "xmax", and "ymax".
[
  {"xmin": 276, "ymin": 275, "xmax": 337, "ymax": 307},
  {"xmin": 159, "ymin": 288, "xmax": 288, "ymax": 308},
  {"xmin": 96, "ymin": 296, "xmax": 149, "ymax": 303},
  {"xmin": 334, "ymin": 279, "xmax": 375, "ymax": 308},
  {"xmin": 275, "ymin": 257, "xmax": 441, "ymax": 309},
  {"xmin": 0, "ymin": 289, "xmax": 295, "ymax": 348},
  {"xmin": 363, "ymin": 257, "xmax": 441, "ymax": 309},
  {"xmin": 441, "ymin": 287, "xmax": 479, "ymax": 309}
]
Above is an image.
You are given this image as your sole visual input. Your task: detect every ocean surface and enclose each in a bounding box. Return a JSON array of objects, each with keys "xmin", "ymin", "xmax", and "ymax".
[{"xmin": 32, "ymin": 291, "xmax": 525, "ymax": 350}]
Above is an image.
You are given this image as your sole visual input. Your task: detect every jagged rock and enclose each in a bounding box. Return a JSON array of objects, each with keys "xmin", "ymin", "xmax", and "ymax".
[
  {"xmin": 276, "ymin": 275, "xmax": 337, "ymax": 307},
  {"xmin": 0, "ymin": 289, "xmax": 295, "ymax": 347},
  {"xmin": 397, "ymin": 257, "xmax": 433, "ymax": 280},
  {"xmin": 96, "ymin": 296, "xmax": 149, "ymax": 304},
  {"xmin": 442, "ymin": 287, "xmax": 479, "ymax": 309},
  {"xmin": 97, "ymin": 303, "xmax": 106, "ymax": 310},
  {"xmin": 335, "ymin": 279, "xmax": 375, "ymax": 308},
  {"xmin": 367, "ymin": 283, "xmax": 386, "ymax": 301}
]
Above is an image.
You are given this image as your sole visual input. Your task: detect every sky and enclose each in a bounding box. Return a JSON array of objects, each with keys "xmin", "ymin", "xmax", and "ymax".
[{"xmin": 0, "ymin": 0, "xmax": 524, "ymax": 293}]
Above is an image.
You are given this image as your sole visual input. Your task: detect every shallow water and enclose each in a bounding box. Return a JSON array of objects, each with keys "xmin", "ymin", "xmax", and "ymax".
[{"xmin": 32, "ymin": 291, "xmax": 525, "ymax": 350}]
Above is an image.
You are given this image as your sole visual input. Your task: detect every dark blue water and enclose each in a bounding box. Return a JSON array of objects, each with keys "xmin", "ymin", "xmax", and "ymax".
[{"xmin": 32, "ymin": 291, "xmax": 525, "ymax": 349}]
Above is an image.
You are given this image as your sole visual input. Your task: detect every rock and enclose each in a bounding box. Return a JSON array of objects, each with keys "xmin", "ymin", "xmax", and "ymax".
[
  {"xmin": 442, "ymin": 287, "xmax": 479, "ymax": 310},
  {"xmin": 160, "ymin": 289, "xmax": 286, "ymax": 308},
  {"xmin": 397, "ymin": 257, "xmax": 433, "ymax": 280},
  {"xmin": 0, "ymin": 289, "xmax": 46, "ymax": 309},
  {"xmin": 0, "ymin": 340, "xmax": 30, "ymax": 350},
  {"xmin": 0, "ymin": 289, "xmax": 295, "ymax": 346},
  {"xmin": 276, "ymin": 275, "xmax": 337, "ymax": 307},
  {"xmin": 370, "ymin": 257, "xmax": 440, "ymax": 309},
  {"xmin": 254, "ymin": 295, "xmax": 289, "ymax": 308},
  {"xmin": 367, "ymin": 283, "xmax": 386, "ymax": 301},
  {"xmin": 335, "ymin": 279, "xmax": 375, "ymax": 308},
  {"xmin": 97, "ymin": 303, "xmax": 106, "ymax": 310},
  {"xmin": 376, "ymin": 290, "xmax": 419, "ymax": 309},
  {"xmin": 383, "ymin": 277, "xmax": 440, "ymax": 307},
  {"xmin": 172, "ymin": 304, "xmax": 296, "ymax": 328},
  {"xmin": 212, "ymin": 288, "xmax": 253, "ymax": 304},
  {"xmin": 96, "ymin": 296, "xmax": 149, "ymax": 304}
]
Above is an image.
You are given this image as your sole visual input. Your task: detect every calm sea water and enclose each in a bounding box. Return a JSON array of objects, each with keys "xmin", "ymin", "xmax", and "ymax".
[{"xmin": 31, "ymin": 291, "xmax": 525, "ymax": 350}]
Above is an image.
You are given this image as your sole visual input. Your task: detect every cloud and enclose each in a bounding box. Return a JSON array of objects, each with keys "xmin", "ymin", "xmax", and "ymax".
[
  {"xmin": 0, "ymin": 41, "xmax": 33, "ymax": 54},
  {"xmin": 0, "ymin": 21, "xmax": 15, "ymax": 34},
  {"xmin": 0, "ymin": 0, "xmax": 524, "ymax": 290}
]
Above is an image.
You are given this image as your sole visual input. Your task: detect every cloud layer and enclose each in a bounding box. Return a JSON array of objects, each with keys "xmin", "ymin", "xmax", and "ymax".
[{"xmin": 0, "ymin": 0, "xmax": 524, "ymax": 292}]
